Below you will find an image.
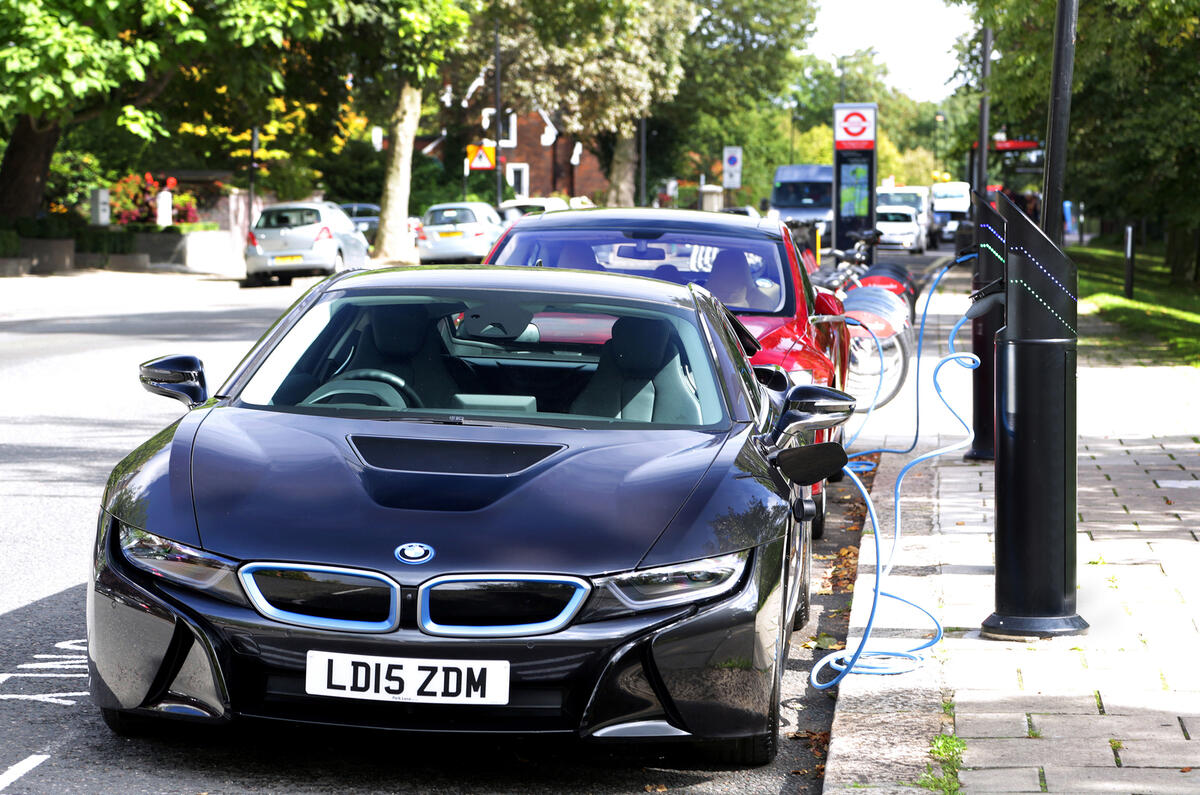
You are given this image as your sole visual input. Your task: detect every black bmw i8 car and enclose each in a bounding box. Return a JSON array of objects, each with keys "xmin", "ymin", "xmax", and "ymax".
[{"xmin": 88, "ymin": 265, "xmax": 852, "ymax": 765}]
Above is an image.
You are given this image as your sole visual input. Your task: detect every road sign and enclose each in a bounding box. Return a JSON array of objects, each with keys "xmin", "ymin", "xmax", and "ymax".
[
  {"xmin": 723, "ymin": 146, "xmax": 743, "ymax": 190},
  {"xmin": 834, "ymin": 106, "xmax": 876, "ymax": 151},
  {"xmin": 467, "ymin": 144, "xmax": 495, "ymax": 171}
]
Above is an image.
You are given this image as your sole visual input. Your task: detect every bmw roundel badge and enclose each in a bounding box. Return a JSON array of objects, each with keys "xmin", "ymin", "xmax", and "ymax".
[{"xmin": 395, "ymin": 542, "xmax": 435, "ymax": 565}]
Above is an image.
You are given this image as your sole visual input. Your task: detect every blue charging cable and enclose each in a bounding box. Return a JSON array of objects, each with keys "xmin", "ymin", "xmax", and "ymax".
[
  {"xmin": 810, "ymin": 286, "xmax": 979, "ymax": 688},
  {"xmin": 846, "ymin": 251, "xmax": 978, "ymax": 463}
]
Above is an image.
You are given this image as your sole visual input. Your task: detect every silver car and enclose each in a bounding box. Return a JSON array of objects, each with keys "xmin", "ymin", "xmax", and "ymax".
[
  {"xmin": 244, "ymin": 202, "xmax": 370, "ymax": 286},
  {"xmin": 418, "ymin": 202, "xmax": 504, "ymax": 263}
]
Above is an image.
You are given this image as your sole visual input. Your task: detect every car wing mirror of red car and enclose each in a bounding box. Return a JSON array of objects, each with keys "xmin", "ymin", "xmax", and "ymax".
[{"xmin": 139, "ymin": 354, "xmax": 208, "ymax": 408}]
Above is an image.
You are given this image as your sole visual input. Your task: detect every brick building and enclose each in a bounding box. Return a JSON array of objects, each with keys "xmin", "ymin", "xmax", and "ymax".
[{"xmin": 484, "ymin": 111, "xmax": 608, "ymax": 202}]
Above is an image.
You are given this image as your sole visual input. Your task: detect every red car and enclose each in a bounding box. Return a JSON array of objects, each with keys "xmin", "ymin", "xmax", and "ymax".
[{"xmin": 484, "ymin": 209, "xmax": 850, "ymax": 536}]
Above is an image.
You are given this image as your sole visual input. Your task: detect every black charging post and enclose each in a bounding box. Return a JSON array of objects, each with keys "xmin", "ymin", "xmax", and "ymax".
[
  {"xmin": 964, "ymin": 194, "xmax": 1005, "ymax": 460},
  {"xmin": 980, "ymin": 193, "xmax": 1088, "ymax": 638}
]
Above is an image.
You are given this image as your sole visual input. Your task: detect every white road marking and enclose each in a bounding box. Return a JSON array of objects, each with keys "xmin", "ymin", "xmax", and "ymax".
[
  {"xmin": 17, "ymin": 658, "xmax": 87, "ymax": 669},
  {"xmin": 0, "ymin": 754, "xmax": 50, "ymax": 792},
  {"xmin": 54, "ymin": 639, "xmax": 87, "ymax": 652},
  {"xmin": 0, "ymin": 692, "xmax": 88, "ymax": 705},
  {"xmin": 1158, "ymin": 480, "xmax": 1200, "ymax": 489}
]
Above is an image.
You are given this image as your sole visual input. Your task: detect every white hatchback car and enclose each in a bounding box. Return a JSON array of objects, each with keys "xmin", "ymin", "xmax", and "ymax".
[
  {"xmin": 245, "ymin": 202, "xmax": 370, "ymax": 286},
  {"xmin": 875, "ymin": 204, "xmax": 925, "ymax": 254},
  {"xmin": 418, "ymin": 202, "xmax": 505, "ymax": 263}
]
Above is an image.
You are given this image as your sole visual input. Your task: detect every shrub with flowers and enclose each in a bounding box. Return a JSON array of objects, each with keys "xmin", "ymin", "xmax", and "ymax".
[{"xmin": 109, "ymin": 172, "xmax": 200, "ymax": 225}]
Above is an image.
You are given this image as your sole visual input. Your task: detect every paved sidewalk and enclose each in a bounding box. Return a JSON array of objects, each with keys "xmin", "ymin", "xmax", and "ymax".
[{"xmin": 821, "ymin": 269, "xmax": 1200, "ymax": 793}]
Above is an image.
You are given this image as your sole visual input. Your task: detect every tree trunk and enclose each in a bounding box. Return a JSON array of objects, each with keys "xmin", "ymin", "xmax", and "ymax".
[
  {"xmin": 1164, "ymin": 222, "xmax": 1196, "ymax": 287},
  {"xmin": 0, "ymin": 115, "xmax": 62, "ymax": 219},
  {"xmin": 375, "ymin": 81, "xmax": 423, "ymax": 264},
  {"xmin": 604, "ymin": 134, "xmax": 637, "ymax": 208}
]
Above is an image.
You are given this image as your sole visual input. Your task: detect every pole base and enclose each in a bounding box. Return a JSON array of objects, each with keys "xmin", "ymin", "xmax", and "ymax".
[
  {"xmin": 981, "ymin": 613, "xmax": 1089, "ymax": 639},
  {"xmin": 963, "ymin": 444, "xmax": 994, "ymax": 461}
]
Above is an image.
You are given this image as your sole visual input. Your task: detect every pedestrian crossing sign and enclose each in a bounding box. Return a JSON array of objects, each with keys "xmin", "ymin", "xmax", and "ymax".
[{"xmin": 467, "ymin": 145, "xmax": 496, "ymax": 171}]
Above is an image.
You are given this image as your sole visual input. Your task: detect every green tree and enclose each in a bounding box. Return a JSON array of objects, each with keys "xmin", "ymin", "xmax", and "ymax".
[
  {"xmin": 482, "ymin": 0, "xmax": 690, "ymax": 206},
  {"xmin": 954, "ymin": 0, "xmax": 1200, "ymax": 285},
  {"xmin": 296, "ymin": 1, "xmax": 470, "ymax": 261},
  {"xmin": 0, "ymin": 0, "xmax": 334, "ymax": 218}
]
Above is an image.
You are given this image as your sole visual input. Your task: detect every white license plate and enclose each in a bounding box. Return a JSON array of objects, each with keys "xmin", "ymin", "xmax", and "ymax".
[{"xmin": 305, "ymin": 650, "xmax": 510, "ymax": 705}]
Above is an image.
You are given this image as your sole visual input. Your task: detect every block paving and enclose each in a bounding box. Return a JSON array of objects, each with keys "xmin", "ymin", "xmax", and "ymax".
[{"xmin": 821, "ymin": 267, "xmax": 1200, "ymax": 793}]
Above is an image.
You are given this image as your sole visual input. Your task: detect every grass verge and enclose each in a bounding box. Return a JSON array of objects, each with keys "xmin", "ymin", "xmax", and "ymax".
[{"xmin": 1068, "ymin": 243, "xmax": 1200, "ymax": 366}]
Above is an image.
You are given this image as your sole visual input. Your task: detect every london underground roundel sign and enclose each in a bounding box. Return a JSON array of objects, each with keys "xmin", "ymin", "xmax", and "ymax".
[{"xmin": 834, "ymin": 107, "xmax": 876, "ymax": 151}]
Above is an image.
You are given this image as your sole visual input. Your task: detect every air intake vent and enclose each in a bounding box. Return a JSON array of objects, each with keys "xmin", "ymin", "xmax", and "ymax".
[
  {"xmin": 418, "ymin": 575, "xmax": 590, "ymax": 637},
  {"xmin": 351, "ymin": 437, "xmax": 561, "ymax": 476},
  {"xmin": 239, "ymin": 563, "xmax": 399, "ymax": 633}
]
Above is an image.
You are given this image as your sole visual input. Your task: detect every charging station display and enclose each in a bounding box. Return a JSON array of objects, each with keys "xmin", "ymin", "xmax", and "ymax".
[{"xmin": 833, "ymin": 103, "xmax": 878, "ymax": 260}]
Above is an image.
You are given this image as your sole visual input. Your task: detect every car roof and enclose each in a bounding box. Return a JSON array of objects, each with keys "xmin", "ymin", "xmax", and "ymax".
[
  {"xmin": 507, "ymin": 208, "xmax": 784, "ymax": 240},
  {"xmin": 877, "ymin": 204, "xmax": 917, "ymax": 216},
  {"xmin": 327, "ymin": 264, "xmax": 697, "ymax": 306},
  {"xmin": 261, "ymin": 202, "xmax": 332, "ymax": 212},
  {"xmin": 426, "ymin": 202, "xmax": 496, "ymax": 212}
]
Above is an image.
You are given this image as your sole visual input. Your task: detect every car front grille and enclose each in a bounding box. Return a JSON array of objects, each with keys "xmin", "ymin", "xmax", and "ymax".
[
  {"xmin": 239, "ymin": 563, "xmax": 400, "ymax": 633},
  {"xmin": 418, "ymin": 575, "xmax": 590, "ymax": 638}
]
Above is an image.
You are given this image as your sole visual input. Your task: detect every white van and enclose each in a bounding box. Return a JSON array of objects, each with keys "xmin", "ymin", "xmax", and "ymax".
[{"xmin": 877, "ymin": 186, "xmax": 933, "ymax": 249}]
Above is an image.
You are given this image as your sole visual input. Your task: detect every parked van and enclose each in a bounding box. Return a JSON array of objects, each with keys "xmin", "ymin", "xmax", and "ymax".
[
  {"xmin": 931, "ymin": 181, "xmax": 971, "ymax": 244},
  {"xmin": 767, "ymin": 164, "xmax": 834, "ymax": 243},
  {"xmin": 878, "ymin": 186, "xmax": 934, "ymax": 249}
]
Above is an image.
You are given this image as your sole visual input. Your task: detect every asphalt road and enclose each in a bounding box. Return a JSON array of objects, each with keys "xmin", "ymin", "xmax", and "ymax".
[{"xmin": 0, "ymin": 258, "xmax": 937, "ymax": 793}]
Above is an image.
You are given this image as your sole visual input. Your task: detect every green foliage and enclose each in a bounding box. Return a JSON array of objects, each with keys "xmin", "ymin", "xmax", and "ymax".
[
  {"xmin": 952, "ymin": 0, "xmax": 1200, "ymax": 235},
  {"xmin": 916, "ymin": 733, "xmax": 965, "ymax": 794},
  {"xmin": 1072, "ymin": 243, "xmax": 1200, "ymax": 366},
  {"xmin": 0, "ymin": 229, "xmax": 19, "ymax": 257},
  {"xmin": 75, "ymin": 226, "xmax": 134, "ymax": 254},
  {"xmin": 46, "ymin": 150, "xmax": 116, "ymax": 210},
  {"xmin": 318, "ymin": 139, "xmax": 386, "ymax": 205},
  {"xmin": 13, "ymin": 215, "xmax": 80, "ymax": 239},
  {"xmin": 0, "ymin": 0, "xmax": 336, "ymax": 136}
]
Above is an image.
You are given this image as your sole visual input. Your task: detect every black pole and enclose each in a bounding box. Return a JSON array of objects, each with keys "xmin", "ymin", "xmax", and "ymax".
[
  {"xmin": 1040, "ymin": 0, "xmax": 1078, "ymax": 246},
  {"xmin": 974, "ymin": 28, "xmax": 992, "ymax": 209},
  {"xmin": 1124, "ymin": 224, "xmax": 1135, "ymax": 298},
  {"xmin": 639, "ymin": 118, "xmax": 647, "ymax": 207},
  {"xmin": 494, "ymin": 22, "xmax": 503, "ymax": 209}
]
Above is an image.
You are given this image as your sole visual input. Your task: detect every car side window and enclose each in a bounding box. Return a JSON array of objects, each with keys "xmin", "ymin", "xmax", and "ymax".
[{"xmin": 702, "ymin": 297, "xmax": 762, "ymax": 416}]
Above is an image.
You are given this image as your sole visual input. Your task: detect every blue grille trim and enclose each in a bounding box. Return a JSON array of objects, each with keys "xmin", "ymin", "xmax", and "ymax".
[{"xmin": 417, "ymin": 574, "xmax": 591, "ymax": 638}]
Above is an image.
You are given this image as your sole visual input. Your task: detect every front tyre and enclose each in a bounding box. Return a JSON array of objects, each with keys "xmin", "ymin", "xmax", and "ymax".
[{"xmin": 810, "ymin": 486, "xmax": 827, "ymax": 540}]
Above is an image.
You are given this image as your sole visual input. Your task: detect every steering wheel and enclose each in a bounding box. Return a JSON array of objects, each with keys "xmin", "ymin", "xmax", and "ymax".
[{"xmin": 332, "ymin": 369, "xmax": 424, "ymax": 408}]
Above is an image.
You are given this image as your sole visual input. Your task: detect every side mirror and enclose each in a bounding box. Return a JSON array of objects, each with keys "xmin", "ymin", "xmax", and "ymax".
[
  {"xmin": 775, "ymin": 442, "xmax": 848, "ymax": 486},
  {"xmin": 752, "ymin": 364, "xmax": 789, "ymax": 392},
  {"xmin": 139, "ymin": 354, "xmax": 207, "ymax": 407},
  {"xmin": 775, "ymin": 384, "xmax": 855, "ymax": 440}
]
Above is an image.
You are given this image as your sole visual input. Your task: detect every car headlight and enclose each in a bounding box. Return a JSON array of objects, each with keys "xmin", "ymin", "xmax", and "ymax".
[
  {"xmin": 118, "ymin": 524, "xmax": 247, "ymax": 605},
  {"xmin": 594, "ymin": 551, "xmax": 749, "ymax": 611}
]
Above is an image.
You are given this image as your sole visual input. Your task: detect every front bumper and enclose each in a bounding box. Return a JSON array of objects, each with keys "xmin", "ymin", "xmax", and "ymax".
[{"xmin": 88, "ymin": 516, "xmax": 787, "ymax": 741}]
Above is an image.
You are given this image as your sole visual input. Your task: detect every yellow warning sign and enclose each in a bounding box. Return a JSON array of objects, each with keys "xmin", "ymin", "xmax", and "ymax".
[{"xmin": 467, "ymin": 144, "xmax": 496, "ymax": 171}]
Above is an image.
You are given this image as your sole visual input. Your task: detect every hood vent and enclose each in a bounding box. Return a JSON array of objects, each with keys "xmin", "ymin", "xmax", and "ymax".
[{"xmin": 350, "ymin": 436, "xmax": 562, "ymax": 476}]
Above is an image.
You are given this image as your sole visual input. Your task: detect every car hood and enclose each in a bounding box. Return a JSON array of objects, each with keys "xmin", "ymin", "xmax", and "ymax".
[{"xmin": 189, "ymin": 407, "xmax": 727, "ymax": 578}]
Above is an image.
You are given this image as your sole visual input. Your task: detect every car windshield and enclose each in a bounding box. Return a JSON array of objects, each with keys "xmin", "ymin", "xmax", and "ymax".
[
  {"xmin": 257, "ymin": 208, "xmax": 320, "ymax": 229},
  {"xmin": 491, "ymin": 230, "xmax": 789, "ymax": 314},
  {"xmin": 771, "ymin": 181, "xmax": 831, "ymax": 209},
  {"xmin": 879, "ymin": 193, "xmax": 921, "ymax": 212},
  {"xmin": 427, "ymin": 207, "xmax": 477, "ymax": 225},
  {"xmin": 237, "ymin": 288, "xmax": 727, "ymax": 429},
  {"xmin": 878, "ymin": 211, "xmax": 913, "ymax": 223}
]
